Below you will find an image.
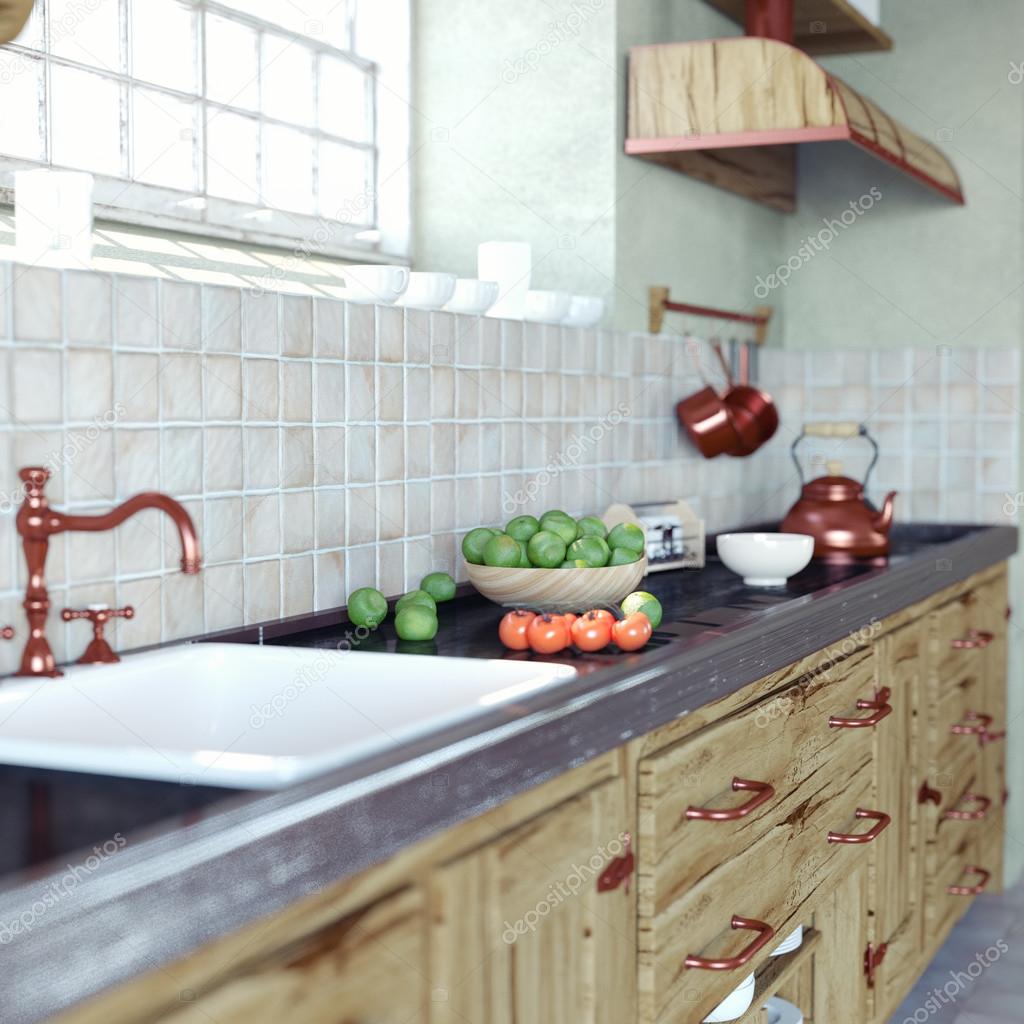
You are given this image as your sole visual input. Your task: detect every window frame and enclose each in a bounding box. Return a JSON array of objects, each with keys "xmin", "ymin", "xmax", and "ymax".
[{"xmin": 0, "ymin": 0, "xmax": 411, "ymax": 262}]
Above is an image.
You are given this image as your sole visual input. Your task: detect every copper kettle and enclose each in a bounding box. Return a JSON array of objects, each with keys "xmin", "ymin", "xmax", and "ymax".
[{"xmin": 781, "ymin": 423, "xmax": 896, "ymax": 560}]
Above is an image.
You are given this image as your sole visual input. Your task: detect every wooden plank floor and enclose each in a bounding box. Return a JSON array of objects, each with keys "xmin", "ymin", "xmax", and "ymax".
[{"xmin": 888, "ymin": 878, "xmax": 1024, "ymax": 1022}]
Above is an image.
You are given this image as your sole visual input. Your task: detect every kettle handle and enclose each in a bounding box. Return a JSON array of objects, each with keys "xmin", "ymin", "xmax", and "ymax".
[{"xmin": 791, "ymin": 423, "xmax": 879, "ymax": 490}]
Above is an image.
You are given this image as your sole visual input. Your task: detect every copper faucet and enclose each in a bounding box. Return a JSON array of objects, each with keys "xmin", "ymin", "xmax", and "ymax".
[{"xmin": 15, "ymin": 467, "xmax": 201, "ymax": 677}]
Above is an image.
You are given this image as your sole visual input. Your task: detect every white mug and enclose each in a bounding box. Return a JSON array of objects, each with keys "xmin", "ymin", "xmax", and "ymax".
[{"xmin": 342, "ymin": 264, "xmax": 410, "ymax": 305}]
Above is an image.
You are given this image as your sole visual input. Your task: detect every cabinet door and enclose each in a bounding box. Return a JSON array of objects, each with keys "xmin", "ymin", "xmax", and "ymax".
[
  {"xmin": 869, "ymin": 620, "xmax": 925, "ymax": 1019},
  {"xmin": 428, "ymin": 778, "xmax": 633, "ymax": 1024},
  {"xmin": 813, "ymin": 864, "xmax": 869, "ymax": 1024},
  {"xmin": 159, "ymin": 887, "xmax": 426, "ymax": 1023}
]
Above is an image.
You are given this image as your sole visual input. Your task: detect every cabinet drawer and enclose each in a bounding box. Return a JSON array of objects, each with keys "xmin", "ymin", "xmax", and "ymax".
[
  {"xmin": 638, "ymin": 646, "xmax": 881, "ymax": 901},
  {"xmin": 928, "ymin": 835, "xmax": 987, "ymax": 939}
]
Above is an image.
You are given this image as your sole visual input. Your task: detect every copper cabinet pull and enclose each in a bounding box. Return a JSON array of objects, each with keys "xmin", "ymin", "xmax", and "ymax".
[
  {"xmin": 828, "ymin": 687, "xmax": 893, "ymax": 729},
  {"xmin": 981, "ymin": 727, "xmax": 1007, "ymax": 747},
  {"xmin": 918, "ymin": 781, "xmax": 942, "ymax": 806},
  {"xmin": 684, "ymin": 915, "xmax": 776, "ymax": 970},
  {"xmin": 947, "ymin": 865, "xmax": 991, "ymax": 896},
  {"xmin": 945, "ymin": 794, "xmax": 992, "ymax": 821},
  {"xmin": 685, "ymin": 778, "xmax": 776, "ymax": 822},
  {"xmin": 951, "ymin": 711, "xmax": 993, "ymax": 736},
  {"xmin": 952, "ymin": 629, "xmax": 994, "ymax": 649},
  {"xmin": 827, "ymin": 808, "xmax": 891, "ymax": 844},
  {"xmin": 864, "ymin": 942, "xmax": 888, "ymax": 988},
  {"xmin": 596, "ymin": 833, "xmax": 634, "ymax": 893}
]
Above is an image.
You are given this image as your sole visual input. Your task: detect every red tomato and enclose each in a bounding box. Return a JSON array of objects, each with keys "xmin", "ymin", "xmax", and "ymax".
[
  {"xmin": 571, "ymin": 612, "xmax": 613, "ymax": 652},
  {"xmin": 611, "ymin": 612, "xmax": 653, "ymax": 652},
  {"xmin": 585, "ymin": 609, "xmax": 615, "ymax": 625},
  {"xmin": 560, "ymin": 612, "xmax": 578, "ymax": 630},
  {"xmin": 498, "ymin": 610, "xmax": 536, "ymax": 650},
  {"xmin": 526, "ymin": 614, "xmax": 571, "ymax": 654}
]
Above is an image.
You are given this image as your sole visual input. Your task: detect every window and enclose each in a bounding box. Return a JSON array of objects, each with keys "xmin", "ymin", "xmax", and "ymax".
[{"xmin": 0, "ymin": 0, "xmax": 411, "ymax": 259}]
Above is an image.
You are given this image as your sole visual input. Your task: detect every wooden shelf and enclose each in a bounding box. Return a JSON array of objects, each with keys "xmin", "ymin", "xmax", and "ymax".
[
  {"xmin": 733, "ymin": 928, "xmax": 821, "ymax": 1023},
  {"xmin": 704, "ymin": 0, "xmax": 892, "ymax": 54}
]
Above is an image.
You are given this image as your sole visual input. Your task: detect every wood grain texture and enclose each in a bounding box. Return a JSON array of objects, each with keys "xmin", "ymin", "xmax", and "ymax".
[
  {"xmin": 812, "ymin": 864, "xmax": 869, "ymax": 1023},
  {"xmin": 464, "ymin": 557, "xmax": 647, "ymax": 608},
  {"xmin": 702, "ymin": 0, "xmax": 893, "ymax": 54}
]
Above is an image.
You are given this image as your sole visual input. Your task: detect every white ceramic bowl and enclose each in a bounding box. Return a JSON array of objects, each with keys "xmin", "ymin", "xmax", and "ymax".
[
  {"xmin": 716, "ymin": 532, "xmax": 814, "ymax": 587},
  {"xmin": 770, "ymin": 925, "xmax": 803, "ymax": 956},
  {"xmin": 444, "ymin": 278, "xmax": 500, "ymax": 315},
  {"xmin": 396, "ymin": 272, "xmax": 456, "ymax": 310},
  {"xmin": 341, "ymin": 264, "xmax": 409, "ymax": 305},
  {"xmin": 764, "ymin": 996, "xmax": 804, "ymax": 1024},
  {"xmin": 703, "ymin": 973, "xmax": 755, "ymax": 1022},
  {"xmin": 524, "ymin": 289, "xmax": 572, "ymax": 324},
  {"xmin": 562, "ymin": 294, "xmax": 605, "ymax": 327}
]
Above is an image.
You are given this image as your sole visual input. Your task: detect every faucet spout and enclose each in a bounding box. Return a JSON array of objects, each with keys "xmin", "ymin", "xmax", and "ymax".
[{"xmin": 14, "ymin": 466, "xmax": 202, "ymax": 678}]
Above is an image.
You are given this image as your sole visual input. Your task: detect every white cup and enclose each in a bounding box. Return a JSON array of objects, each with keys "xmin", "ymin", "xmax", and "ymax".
[
  {"xmin": 562, "ymin": 295, "xmax": 605, "ymax": 327},
  {"xmin": 341, "ymin": 264, "xmax": 410, "ymax": 305},
  {"xmin": 478, "ymin": 241, "xmax": 531, "ymax": 319},
  {"xmin": 444, "ymin": 278, "xmax": 500, "ymax": 315},
  {"xmin": 396, "ymin": 272, "xmax": 457, "ymax": 310},
  {"xmin": 524, "ymin": 289, "xmax": 572, "ymax": 324}
]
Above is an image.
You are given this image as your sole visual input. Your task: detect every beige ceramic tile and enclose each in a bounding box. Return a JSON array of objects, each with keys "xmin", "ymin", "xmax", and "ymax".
[
  {"xmin": 66, "ymin": 271, "xmax": 112, "ymax": 345},
  {"xmin": 315, "ymin": 426, "xmax": 345, "ymax": 485},
  {"xmin": 67, "ymin": 349, "xmax": 113, "ymax": 421},
  {"xmin": 282, "ymin": 490, "xmax": 315, "ymax": 554},
  {"xmin": 114, "ymin": 275, "xmax": 160, "ymax": 348},
  {"xmin": 315, "ymin": 550, "xmax": 345, "ymax": 610},
  {"xmin": 202, "ymin": 285, "xmax": 242, "ymax": 352},
  {"xmin": 430, "ymin": 366, "xmax": 454, "ymax": 419},
  {"xmin": 345, "ymin": 302, "xmax": 374, "ymax": 360},
  {"xmin": 377, "ymin": 365, "xmax": 403, "ymax": 421},
  {"xmin": 431, "ymin": 422, "xmax": 454, "ymax": 476},
  {"xmin": 65, "ymin": 527, "xmax": 116, "ymax": 584},
  {"xmin": 161, "ymin": 281, "xmax": 202, "ymax": 350},
  {"xmin": 377, "ymin": 482, "xmax": 405, "ymax": 541},
  {"xmin": 161, "ymin": 427, "xmax": 204, "ymax": 496},
  {"xmin": 345, "ymin": 424, "xmax": 375, "ymax": 484},
  {"xmin": 405, "ymin": 309, "xmax": 430, "ymax": 363},
  {"xmin": 245, "ymin": 493, "xmax": 280, "ymax": 557},
  {"xmin": 115, "ymin": 352, "xmax": 160, "ymax": 422},
  {"xmin": 282, "ymin": 554, "xmax": 314, "ymax": 615},
  {"xmin": 430, "ymin": 312, "xmax": 454, "ymax": 365},
  {"xmin": 162, "ymin": 570, "xmax": 205, "ymax": 641},
  {"xmin": 282, "ymin": 295, "xmax": 313, "ymax": 356},
  {"xmin": 205, "ymin": 426, "xmax": 243, "ymax": 491},
  {"xmin": 377, "ymin": 540, "xmax": 404, "ymax": 597},
  {"xmin": 346, "ymin": 362, "xmax": 375, "ymax": 421},
  {"xmin": 406, "ymin": 424, "xmax": 430, "ymax": 479},
  {"xmin": 204, "ymin": 495, "xmax": 244, "ymax": 564},
  {"xmin": 204, "ymin": 563, "xmax": 244, "ymax": 632},
  {"xmin": 13, "ymin": 266, "xmax": 61, "ymax": 341},
  {"xmin": 245, "ymin": 559, "xmax": 281, "ymax": 623},
  {"xmin": 346, "ymin": 486, "xmax": 377, "ymax": 545},
  {"xmin": 244, "ymin": 358, "xmax": 279, "ymax": 421},
  {"xmin": 244, "ymin": 426, "xmax": 280, "ymax": 489},
  {"xmin": 281, "ymin": 426, "xmax": 314, "ymax": 487},
  {"xmin": 405, "ymin": 366, "xmax": 430, "ymax": 421},
  {"xmin": 377, "ymin": 424, "xmax": 404, "ymax": 481},
  {"xmin": 14, "ymin": 348, "xmax": 62, "ymax": 423},
  {"xmin": 205, "ymin": 355, "xmax": 243, "ymax": 420},
  {"xmin": 405, "ymin": 479, "xmax": 430, "ymax": 537},
  {"xmin": 282, "ymin": 361, "xmax": 312, "ymax": 422},
  {"xmin": 344, "ymin": 543, "xmax": 375, "ymax": 595},
  {"xmin": 161, "ymin": 353, "xmax": 203, "ymax": 420},
  {"xmin": 378, "ymin": 305, "xmax": 404, "ymax": 362},
  {"xmin": 114, "ymin": 428, "xmax": 160, "ymax": 497},
  {"xmin": 243, "ymin": 291, "xmax": 279, "ymax": 355},
  {"xmin": 315, "ymin": 362, "xmax": 345, "ymax": 422},
  {"xmin": 314, "ymin": 297, "xmax": 344, "ymax": 357},
  {"xmin": 315, "ymin": 488, "xmax": 345, "ymax": 549}
]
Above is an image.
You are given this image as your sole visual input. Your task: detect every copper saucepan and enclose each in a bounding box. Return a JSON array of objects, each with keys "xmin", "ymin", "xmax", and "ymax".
[
  {"xmin": 675, "ymin": 341, "xmax": 743, "ymax": 458},
  {"xmin": 712, "ymin": 341, "xmax": 779, "ymax": 457}
]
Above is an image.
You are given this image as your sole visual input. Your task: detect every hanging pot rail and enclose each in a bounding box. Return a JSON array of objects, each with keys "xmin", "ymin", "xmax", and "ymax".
[{"xmin": 649, "ymin": 286, "xmax": 773, "ymax": 344}]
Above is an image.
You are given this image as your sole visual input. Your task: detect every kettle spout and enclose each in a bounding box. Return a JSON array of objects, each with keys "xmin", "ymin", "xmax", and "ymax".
[{"xmin": 874, "ymin": 491, "xmax": 897, "ymax": 534}]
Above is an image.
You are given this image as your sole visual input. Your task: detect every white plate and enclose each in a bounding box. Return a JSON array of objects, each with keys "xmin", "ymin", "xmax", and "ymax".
[
  {"xmin": 764, "ymin": 996, "xmax": 804, "ymax": 1024},
  {"xmin": 770, "ymin": 925, "xmax": 803, "ymax": 956},
  {"xmin": 702, "ymin": 973, "xmax": 755, "ymax": 1022}
]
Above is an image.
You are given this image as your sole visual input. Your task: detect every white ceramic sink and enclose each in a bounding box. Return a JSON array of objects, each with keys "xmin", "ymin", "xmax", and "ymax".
[{"xmin": 0, "ymin": 644, "xmax": 577, "ymax": 789}]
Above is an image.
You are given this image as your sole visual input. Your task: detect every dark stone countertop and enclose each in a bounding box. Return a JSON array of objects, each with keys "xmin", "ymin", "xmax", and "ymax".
[{"xmin": 0, "ymin": 522, "xmax": 1015, "ymax": 1023}]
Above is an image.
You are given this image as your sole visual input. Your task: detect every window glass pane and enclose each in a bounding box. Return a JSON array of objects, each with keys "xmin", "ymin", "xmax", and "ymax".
[
  {"xmin": 318, "ymin": 56, "xmax": 368, "ymax": 142},
  {"xmin": 0, "ymin": 53, "xmax": 45, "ymax": 160},
  {"xmin": 51, "ymin": 66, "xmax": 122, "ymax": 176},
  {"xmin": 206, "ymin": 110, "xmax": 258, "ymax": 203},
  {"xmin": 216, "ymin": 0, "xmax": 349, "ymax": 46},
  {"xmin": 318, "ymin": 140, "xmax": 371, "ymax": 223},
  {"xmin": 261, "ymin": 33, "xmax": 314, "ymax": 127},
  {"xmin": 262, "ymin": 123, "xmax": 314, "ymax": 214},
  {"xmin": 205, "ymin": 14, "xmax": 258, "ymax": 111},
  {"xmin": 50, "ymin": 0, "xmax": 122, "ymax": 74},
  {"xmin": 132, "ymin": 87, "xmax": 197, "ymax": 190},
  {"xmin": 131, "ymin": 0, "xmax": 198, "ymax": 94}
]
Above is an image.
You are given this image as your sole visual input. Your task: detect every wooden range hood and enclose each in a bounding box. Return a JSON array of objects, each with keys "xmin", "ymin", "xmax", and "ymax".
[{"xmin": 625, "ymin": 0, "xmax": 964, "ymax": 212}]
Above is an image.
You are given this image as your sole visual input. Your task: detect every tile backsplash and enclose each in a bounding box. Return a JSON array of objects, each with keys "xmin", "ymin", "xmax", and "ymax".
[{"xmin": 0, "ymin": 259, "xmax": 1017, "ymax": 671}]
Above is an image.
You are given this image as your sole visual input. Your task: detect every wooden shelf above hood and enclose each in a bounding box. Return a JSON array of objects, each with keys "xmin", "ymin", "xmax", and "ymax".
[
  {"xmin": 704, "ymin": 0, "xmax": 892, "ymax": 55},
  {"xmin": 625, "ymin": 37, "xmax": 964, "ymax": 213}
]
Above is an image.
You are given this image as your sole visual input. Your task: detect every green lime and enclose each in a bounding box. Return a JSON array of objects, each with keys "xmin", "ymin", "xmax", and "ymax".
[
  {"xmin": 609, "ymin": 546, "xmax": 641, "ymax": 565},
  {"xmin": 517, "ymin": 540, "xmax": 532, "ymax": 568},
  {"xmin": 506, "ymin": 515, "xmax": 541, "ymax": 542},
  {"xmin": 622, "ymin": 590, "xmax": 663, "ymax": 629},
  {"xmin": 607, "ymin": 522, "xmax": 646, "ymax": 555},
  {"xmin": 347, "ymin": 587, "xmax": 388, "ymax": 628},
  {"xmin": 462, "ymin": 527, "xmax": 497, "ymax": 564},
  {"xmin": 576, "ymin": 515, "xmax": 608, "ymax": 539},
  {"xmin": 483, "ymin": 533, "xmax": 523, "ymax": 567},
  {"xmin": 395, "ymin": 605, "xmax": 438, "ymax": 641},
  {"xmin": 542, "ymin": 508, "xmax": 571, "ymax": 522},
  {"xmin": 527, "ymin": 530, "xmax": 567, "ymax": 568},
  {"xmin": 540, "ymin": 514, "xmax": 578, "ymax": 546},
  {"xmin": 395, "ymin": 589, "xmax": 437, "ymax": 614},
  {"xmin": 567, "ymin": 536, "xmax": 611, "ymax": 567},
  {"xmin": 560, "ymin": 558, "xmax": 589, "ymax": 568},
  {"xmin": 420, "ymin": 571, "xmax": 456, "ymax": 602}
]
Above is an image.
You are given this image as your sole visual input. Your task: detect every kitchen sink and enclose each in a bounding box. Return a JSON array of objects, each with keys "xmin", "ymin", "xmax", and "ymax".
[{"xmin": 0, "ymin": 644, "xmax": 577, "ymax": 789}]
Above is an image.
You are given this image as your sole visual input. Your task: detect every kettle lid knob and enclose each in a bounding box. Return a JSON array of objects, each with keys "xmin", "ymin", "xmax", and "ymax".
[{"xmin": 826, "ymin": 459, "xmax": 843, "ymax": 477}]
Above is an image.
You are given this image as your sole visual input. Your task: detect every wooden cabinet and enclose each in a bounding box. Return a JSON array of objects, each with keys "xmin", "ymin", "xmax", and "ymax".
[
  {"xmin": 428, "ymin": 778, "xmax": 634, "ymax": 1024},
  {"xmin": 158, "ymin": 887, "xmax": 427, "ymax": 1024}
]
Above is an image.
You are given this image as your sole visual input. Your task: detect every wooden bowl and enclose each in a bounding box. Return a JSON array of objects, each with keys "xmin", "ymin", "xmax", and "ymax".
[{"xmin": 464, "ymin": 557, "xmax": 648, "ymax": 610}]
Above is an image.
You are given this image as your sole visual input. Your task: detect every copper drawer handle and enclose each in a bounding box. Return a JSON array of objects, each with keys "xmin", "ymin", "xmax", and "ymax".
[
  {"xmin": 829, "ymin": 687, "xmax": 892, "ymax": 729},
  {"xmin": 981, "ymin": 727, "xmax": 1006, "ymax": 747},
  {"xmin": 945, "ymin": 794, "xmax": 992, "ymax": 821},
  {"xmin": 952, "ymin": 629, "xmax": 994, "ymax": 649},
  {"xmin": 948, "ymin": 865, "xmax": 991, "ymax": 896},
  {"xmin": 684, "ymin": 915, "xmax": 776, "ymax": 971},
  {"xmin": 685, "ymin": 778, "xmax": 775, "ymax": 822},
  {"xmin": 951, "ymin": 711, "xmax": 992, "ymax": 736},
  {"xmin": 827, "ymin": 808, "xmax": 891, "ymax": 844}
]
